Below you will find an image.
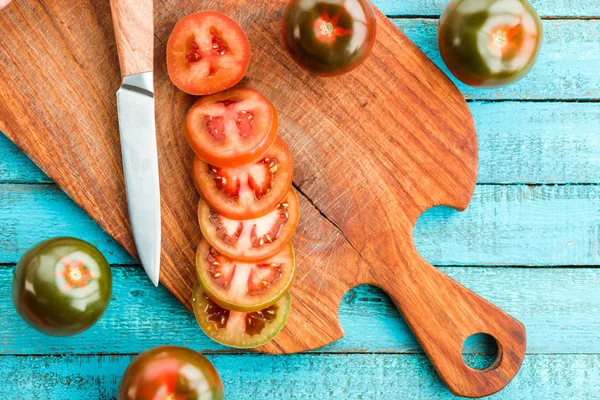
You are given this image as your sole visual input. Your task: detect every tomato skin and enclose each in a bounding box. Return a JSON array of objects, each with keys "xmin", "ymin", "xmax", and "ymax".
[
  {"xmin": 11, "ymin": 237, "xmax": 112, "ymax": 336},
  {"xmin": 193, "ymin": 284, "xmax": 291, "ymax": 349},
  {"xmin": 117, "ymin": 346, "xmax": 224, "ymax": 400},
  {"xmin": 167, "ymin": 11, "xmax": 250, "ymax": 95},
  {"xmin": 282, "ymin": 0, "xmax": 377, "ymax": 76},
  {"xmin": 185, "ymin": 88, "xmax": 279, "ymax": 168},
  {"xmin": 192, "ymin": 137, "xmax": 293, "ymax": 220},
  {"xmin": 438, "ymin": 0, "xmax": 543, "ymax": 87}
]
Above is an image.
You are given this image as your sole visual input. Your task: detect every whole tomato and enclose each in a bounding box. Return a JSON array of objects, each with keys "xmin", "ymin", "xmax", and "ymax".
[
  {"xmin": 12, "ymin": 237, "xmax": 112, "ymax": 336},
  {"xmin": 118, "ymin": 346, "xmax": 224, "ymax": 400},
  {"xmin": 282, "ymin": 0, "xmax": 377, "ymax": 76},
  {"xmin": 437, "ymin": 0, "xmax": 543, "ymax": 87}
]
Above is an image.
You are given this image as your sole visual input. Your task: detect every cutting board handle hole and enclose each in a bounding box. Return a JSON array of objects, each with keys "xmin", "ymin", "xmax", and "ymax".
[{"xmin": 461, "ymin": 333, "xmax": 501, "ymax": 371}]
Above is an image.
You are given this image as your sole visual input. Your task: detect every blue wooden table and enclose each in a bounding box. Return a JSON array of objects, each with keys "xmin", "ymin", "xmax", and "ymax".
[{"xmin": 2, "ymin": 1, "xmax": 600, "ymax": 398}]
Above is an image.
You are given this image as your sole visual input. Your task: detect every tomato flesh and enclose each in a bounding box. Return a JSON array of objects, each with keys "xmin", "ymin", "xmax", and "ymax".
[
  {"xmin": 199, "ymin": 189, "xmax": 299, "ymax": 261},
  {"xmin": 193, "ymin": 137, "xmax": 293, "ymax": 219},
  {"xmin": 193, "ymin": 284, "xmax": 291, "ymax": 348},
  {"xmin": 196, "ymin": 238, "xmax": 295, "ymax": 312},
  {"xmin": 186, "ymin": 88, "xmax": 279, "ymax": 167},
  {"xmin": 167, "ymin": 11, "xmax": 251, "ymax": 95},
  {"xmin": 437, "ymin": 0, "xmax": 543, "ymax": 87},
  {"xmin": 282, "ymin": 0, "xmax": 377, "ymax": 76}
]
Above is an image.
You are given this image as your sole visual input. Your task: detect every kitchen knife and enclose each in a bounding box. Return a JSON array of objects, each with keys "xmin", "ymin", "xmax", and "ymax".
[{"xmin": 109, "ymin": 0, "xmax": 161, "ymax": 286}]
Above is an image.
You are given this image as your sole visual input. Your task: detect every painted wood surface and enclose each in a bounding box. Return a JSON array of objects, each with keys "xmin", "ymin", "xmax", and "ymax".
[
  {"xmin": 2, "ymin": 184, "xmax": 599, "ymax": 266},
  {"xmin": 372, "ymin": 0, "xmax": 600, "ymax": 16},
  {"xmin": 2, "ymin": 354, "xmax": 600, "ymax": 400},
  {"xmin": 3, "ymin": 101, "xmax": 600, "ymax": 185},
  {"xmin": 1, "ymin": 0, "xmax": 599, "ymax": 398},
  {"xmin": 1, "ymin": 265, "xmax": 598, "ymax": 355}
]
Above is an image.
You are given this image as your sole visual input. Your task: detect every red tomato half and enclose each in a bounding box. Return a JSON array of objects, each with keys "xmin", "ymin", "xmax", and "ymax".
[
  {"xmin": 192, "ymin": 137, "xmax": 293, "ymax": 219},
  {"xmin": 186, "ymin": 88, "xmax": 279, "ymax": 167},
  {"xmin": 167, "ymin": 11, "xmax": 251, "ymax": 95},
  {"xmin": 199, "ymin": 189, "xmax": 300, "ymax": 261}
]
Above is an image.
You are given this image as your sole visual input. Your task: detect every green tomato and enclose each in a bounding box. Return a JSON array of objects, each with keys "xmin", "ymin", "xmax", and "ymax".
[
  {"xmin": 12, "ymin": 237, "xmax": 112, "ymax": 336},
  {"xmin": 437, "ymin": 0, "xmax": 543, "ymax": 87},
  {"xmin": 118, "ymin": 346, "xmax": 224, "ymax": 400}
]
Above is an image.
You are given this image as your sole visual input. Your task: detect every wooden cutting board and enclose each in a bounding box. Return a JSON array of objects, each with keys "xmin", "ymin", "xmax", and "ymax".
[{"xmin": 0, "ymin": 0, "xmax": 526, "ymax": 397}]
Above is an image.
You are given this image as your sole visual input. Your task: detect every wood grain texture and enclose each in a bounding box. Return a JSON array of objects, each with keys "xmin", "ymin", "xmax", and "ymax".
[
  {"xmin": 4, "ymin": 101, "xmax": 600, "ymax": 184},
  {"xmin": 0, "ymin": 0, "xmax": 531, "ymax": 396},
  {"xmin": 109, "ymin": 0, "xmax": 153, "ymax": 76},
  {"xmin": 3, "ymin": 265, "xmax": 598, "ymax": 356},
  {"xmin": 3, "ymin": 184, "xmax": 600, "ymax": 267},
  {"xmin": 2, "ymin": 354, "xmax": 600, "ymax": 400}
]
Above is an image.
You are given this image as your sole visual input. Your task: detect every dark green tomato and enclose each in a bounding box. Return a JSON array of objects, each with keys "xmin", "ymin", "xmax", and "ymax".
[
  {"xmin": 282, "ymin": 0, "xmax": 377, "ymax": 76},
  {"xmin": 438, "ymin": 0, "xmax": 543, "ymax": 87},
  {"xmin": 118, "ymin": 346, "xmax": 224, "ymax": 400},
  {"xmin": 12, "ymin": 237, "xmax": 112, "ymax": 336}
]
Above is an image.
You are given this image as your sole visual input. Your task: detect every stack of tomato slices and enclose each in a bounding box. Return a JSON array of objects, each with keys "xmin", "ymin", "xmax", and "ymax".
[{"xmin": 168, "ymin": 11, "xmax": 299, "ymax": 349}]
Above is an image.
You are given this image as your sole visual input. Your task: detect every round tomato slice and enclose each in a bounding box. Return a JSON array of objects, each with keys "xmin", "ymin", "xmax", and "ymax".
[
  {"xmin": 193, "ymin": 284, "xmax": 290, "ymax": 349},
  {"xmin": 166, "ymin": 11, "xmax": 251, "ymax": 95},
  {"xmin": 199, "ymin": 189, "xmax": 300, "ymax": 261},
  {"xmin": 196, "ymin": 238, "xmax": 295, "ymax": 312},
  {"xmin": 186, "ymin": 88, "xmax": 279, "ymax": 167},
  {"xmin": 193, "ymin": 137, "xmax": 293, "ymax": 219}
]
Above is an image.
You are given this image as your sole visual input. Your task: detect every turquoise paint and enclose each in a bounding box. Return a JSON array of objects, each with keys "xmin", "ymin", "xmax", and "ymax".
[
  {"xmin": 4, "ymin": 102, "xmax": 600, "ymax": 184},
  {"xmin": 2, "ymin": 354, "xmax": 600, "ymax": 399},
  {"xmin": 2, "ymin": 184, "xmax": 599, "ymax": 266},
  {"xmin": 1, "ymin": 1, "xmax": 599, "ymax": 398},
  {"xmin": 1, "ymin": 266, "xmax": 599, "ymax": 355},
  {"xmin": 372, "ymin": 0, "xmax": 600, "ymax": 17},
  {"xmin": 396, "ymin": 19, "xmax": 600, "ymax": 100}
]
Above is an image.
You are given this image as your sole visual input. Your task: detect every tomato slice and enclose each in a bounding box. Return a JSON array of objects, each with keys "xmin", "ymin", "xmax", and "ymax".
[
  {"xmin": 186, "ymin": 88, "xmax": 279, "ymax": 167},
  {"xmin": 192, "ymin": 284, "xmax": 290, "ymax": 348},
  {"xmin": 192, "ymin": 137, "xmax": 293, "ymax": 219},
  {"xmin": 196, "ymin": 238, "xmax": 295, "ymax": 312},
  {"xmin": 199, "ymin": 189, "xmax": 300, "ymax": 261},
  {"xmin": 166, "ymin": 11, "xmax": 251, "ymax": 95}
]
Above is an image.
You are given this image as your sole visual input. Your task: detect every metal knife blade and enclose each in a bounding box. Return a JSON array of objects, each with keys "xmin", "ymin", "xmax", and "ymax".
[{"xmin": 115, "ymin": 71, "xmax": 161, "ymax": 286}]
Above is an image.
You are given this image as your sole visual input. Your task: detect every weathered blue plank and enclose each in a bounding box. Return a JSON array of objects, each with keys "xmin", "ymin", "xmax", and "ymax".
[
  {"xmin": 1, "ymin": 265, "xmax": 599, "ymax": 355},
  {"xmin": 2, "ymin": 184, "xmax": 599, "ymax": 266},
  {"xmin": 396, "ymin": 19, "xmax": 600, "ymax": 100},
  {"xmin": 374, "ymin": 0, "xmax": 600, "ymax": 17},
  {"xmin": 0, "ymin": 135, "xmax": 49, "ymax": 183},
  {"xmin": 3, "ymin": 102, "xmax": 600, "ymax": 184},
  {"xmin": 415, "ymin": 185, "xmax": 600, "ymax": 266},
  {"xmin": 1, "ymin": 354, "xmax": 599, "ymax": 399},
  {"xmin": 0, "ymin": 184, "xmax": 133, "ymax": 264}
]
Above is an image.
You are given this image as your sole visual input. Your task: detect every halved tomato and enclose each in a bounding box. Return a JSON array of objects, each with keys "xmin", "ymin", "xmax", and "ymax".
[
  {"xmin": 166, "ymin": 11, "xmax": 251, "ymax": 95},
  {"xmin": 199, "ymin": 189, "xmax": 299, "ymax": 261},
  {"xmin": 192, "ymin": 284, "xmax": 290, "ymax": 348},
  {"xmin": 193, "ymin": 137, "xmax": 293, "ymax": 219},
  {"xmin": 186, "ymin": 88, "xmax": 279, "ymax": 167},
  {"xmin": 196, "ymin": 238, "xmax": 295, "ymax": 312}
]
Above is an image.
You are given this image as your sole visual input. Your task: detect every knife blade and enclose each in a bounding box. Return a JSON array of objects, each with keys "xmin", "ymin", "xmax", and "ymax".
[
  {"xmin": 115, "ymin": 72, "xmax": 161, "ymax": 286},
  {"xmin": 110, "ymin": 0, "xmax": 160, "ymax": 286}
]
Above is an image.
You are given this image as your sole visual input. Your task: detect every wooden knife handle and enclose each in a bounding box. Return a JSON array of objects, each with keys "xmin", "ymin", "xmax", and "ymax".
[
  {"xmin": 381, "ymin": 256, "xmax": 526, "ymax": 398},
  {"xmin": 109, "ymin": 0, "xmax": 153, "ymax": 77}
]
